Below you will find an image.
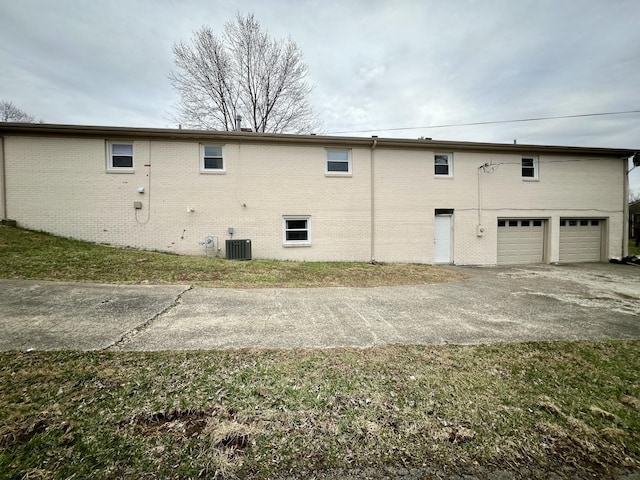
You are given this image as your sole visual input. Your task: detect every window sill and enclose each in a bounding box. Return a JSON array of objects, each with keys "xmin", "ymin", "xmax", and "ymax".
[
  {"xmin": 522, "ymin": 178, "xmax": 539, "ymax": 182},
  {"xmin": 106, "ymin": 168, "xmax": 135, "ymax": 174},
  {"xmin": 283, "ymin": 243, "xmax": 312, "ymax": 248},
  {"xmin": 325, "ymin": 173, "xmax": 352, "ymax": 177},
  {"xmin": 200, "ymin": 170, "xmax": 226, "ymax": 175},
  {"xmin": 434, "ymin": 175, "xmax": 453, "ymax": 179}
]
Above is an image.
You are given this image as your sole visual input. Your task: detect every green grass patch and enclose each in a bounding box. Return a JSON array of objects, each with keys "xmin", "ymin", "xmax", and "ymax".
[
  {"xmin": 630, "ymin": 239, "xmax": 640, "ymax": 257},
  {"xmin": 1, "ymin": 341, "xmax": 638, "ymax": 478},
  {"xmin": 0, "ymin": 226, "xmax": 464, "ymax": 287}
]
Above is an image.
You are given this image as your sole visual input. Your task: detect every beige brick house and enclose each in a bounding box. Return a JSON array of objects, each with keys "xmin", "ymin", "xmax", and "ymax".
[{"xmin": 0, "ymin": 123, "xmax": 634, "ymax": 265}]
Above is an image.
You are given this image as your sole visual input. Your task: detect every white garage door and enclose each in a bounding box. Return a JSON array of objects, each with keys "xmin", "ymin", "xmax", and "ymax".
[
  {"xmin": 497, "ymin": 219, "xmax": 545, "ymax": 265},
  {"xmin": 559, "ymin": 219, "xmax": 602, "ymax": 263}
]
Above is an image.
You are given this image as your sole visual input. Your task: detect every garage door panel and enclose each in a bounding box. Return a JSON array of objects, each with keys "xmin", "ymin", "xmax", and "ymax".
[
  {"xmin": 559, "ymin": 219, "xmax": 602, "ymax": 263},
  {"xmin": 497, "ymin": 219, "xmax": 545, "ymax": 265}
]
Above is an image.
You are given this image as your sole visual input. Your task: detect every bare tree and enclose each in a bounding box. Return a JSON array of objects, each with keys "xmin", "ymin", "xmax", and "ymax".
[
  {"xmin": 0, "ymin": 101, "xmax": 39, "ymax": 122},
  {"xmin": 170, "ymin": 13, "xmax": 320, "ymax": 134}
]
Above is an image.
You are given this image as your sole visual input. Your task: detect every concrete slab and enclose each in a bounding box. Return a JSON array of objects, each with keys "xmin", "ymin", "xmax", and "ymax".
[
  {"xmin": 121, "ymin": 263, "xmax": 640, "ymax": 350},
  {"xmin": 1, "ymin": 263, "xmax": 638, "ymax": 351},
  {"xmin": 0, "ymin": 280, "xmax": 190, "ymax": 351}
]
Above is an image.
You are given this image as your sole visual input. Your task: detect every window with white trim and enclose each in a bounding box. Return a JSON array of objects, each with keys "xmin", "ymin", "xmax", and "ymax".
[
  {"xmin": 522, "ymin": 155, "xmax": 538, "ymax": 179},
  {"xmin": 434, "ymin": 153, "xmax": 453, "ymax": 176},
  {"xmin": 201, "ymin": 145, "xmax": 224, "ymax": 172},
  {"xmin": 283, "ymin": 216, "xmax": 311, "ymax": 246},
  {"xmin": 326, "ymin": 149, "xmax": 351, "ymax": 175},
  {"xmin": 106, "ymin": 141, "xmax": 134, "ymax": 171}
]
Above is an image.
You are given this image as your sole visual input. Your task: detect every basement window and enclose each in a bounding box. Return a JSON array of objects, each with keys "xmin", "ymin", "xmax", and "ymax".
[
  {"xmin": 106, "ymin": 141, "xmax": 134, "ymax": 172},
  {"xmin": 283, "ymin": 216, "xmax": 311, "ymax": 246}
]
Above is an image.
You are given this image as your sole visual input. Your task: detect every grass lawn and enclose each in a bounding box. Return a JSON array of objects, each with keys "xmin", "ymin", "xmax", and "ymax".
[
  {"xmin": 0, "ymin": 226, "xmax": 464, "ymax": 287},
  {"xmin": 1, "ymin": 342, "xmax": 639, "ymax": 479},
  {"xmin": 1, "ymin": 227, "xmax": 639, "ymax": 478},
  {"xmin": 629, "ymin": 239, "xmax": 640, "ymax": 257}
]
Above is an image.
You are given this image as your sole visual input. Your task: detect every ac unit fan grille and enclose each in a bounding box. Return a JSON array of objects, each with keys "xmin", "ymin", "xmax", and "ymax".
[{"xmin": 225, "ymin": 239, "xmax": 252, "ymax": 261}]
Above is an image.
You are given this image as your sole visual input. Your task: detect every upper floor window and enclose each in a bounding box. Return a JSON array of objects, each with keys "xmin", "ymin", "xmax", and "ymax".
[
  {"xmin": 522, "ymin": 156, "xmax": 538, "ymax": 179},
  {"xmin": 434, "ymin": 153, "xmax": 453, "ymax": 176},
  {"xmin": 201, "ymin": 145, "xmax": 224, "ymax": 172},
  {"xmin": 106, "ymin": 141, "xmax": 134, "ymax": 172},
  {"xmin": 326, "ymin": 149, "xmax": 351, "ymax": 175}
]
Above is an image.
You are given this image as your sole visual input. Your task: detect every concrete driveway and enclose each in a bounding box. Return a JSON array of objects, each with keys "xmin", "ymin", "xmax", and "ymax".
[{"xmin": 1, "ymin": 263, "xmax": 639, "ymax": 351}]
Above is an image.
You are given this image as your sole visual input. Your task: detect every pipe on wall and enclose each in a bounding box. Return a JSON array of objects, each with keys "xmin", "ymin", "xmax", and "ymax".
[
  {"xmin": 623, "ymin": 155, "xmax": 630, "ymax": 257},
  {"xmin": 0, "ymin": 136, "xmax": 6, "ymax": 221},
  {"xmin": 370, "ymin": 137, "xmax": 378, "ymax": 262}
]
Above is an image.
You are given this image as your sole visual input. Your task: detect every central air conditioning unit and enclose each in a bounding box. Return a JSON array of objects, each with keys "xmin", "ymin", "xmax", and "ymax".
[{"xmin": 225, "ymin": 239, "xmax": 252, "ymax": 260}]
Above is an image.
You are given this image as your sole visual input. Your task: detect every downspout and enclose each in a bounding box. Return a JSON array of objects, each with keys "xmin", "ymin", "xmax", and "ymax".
[
  {"xmin": 0, "ymin": 136, "xmax": 6, "ymax": 221},
  {"xmin": 370, "ymin": 136, "xmax": 378, "ymax": 262},
  {"xmin": 477, "ymin": 165, "xmax": 482, "ymax": 226},
  {"xmin": 624, "ymin": 154, "xmax": 637, "ymax": 257}
]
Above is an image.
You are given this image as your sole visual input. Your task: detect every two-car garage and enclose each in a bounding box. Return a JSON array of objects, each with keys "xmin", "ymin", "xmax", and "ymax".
[{"xmin": 497, "ymin": 218, "xmax": 604, "ymax": 265}]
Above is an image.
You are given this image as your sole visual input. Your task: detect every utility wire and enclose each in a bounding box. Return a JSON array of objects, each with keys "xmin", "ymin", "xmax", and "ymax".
[{"xmin": 326, "ymin": 109, "xmax": 640, "ymax": 135}]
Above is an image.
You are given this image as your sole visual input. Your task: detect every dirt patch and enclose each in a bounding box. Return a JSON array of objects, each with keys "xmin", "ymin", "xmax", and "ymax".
[
  {"xmin": 125, "ymin": 407, "xmax": 255, "ymax": 451},
  {"xmin": 130, "ymin": 408, "xmax": 209, "ymax": 438},
  {"xmin": 621, "ymin": 395, "xmax": 640, "ymax": 411},
  {"xmin": 0, "ymin": 419, "xmax": 47, "ymax": 448}
]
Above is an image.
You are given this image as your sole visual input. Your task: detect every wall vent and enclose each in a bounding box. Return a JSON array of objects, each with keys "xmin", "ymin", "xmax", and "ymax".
[{"xmin": 226, "ymin": 239, "xmax": 252, "ymax": 260}]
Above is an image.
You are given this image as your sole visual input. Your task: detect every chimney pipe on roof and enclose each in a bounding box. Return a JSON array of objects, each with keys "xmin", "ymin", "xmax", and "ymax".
[{"xmin": 235, "ymin": 115, "xmax": 242, "ymax": 132}]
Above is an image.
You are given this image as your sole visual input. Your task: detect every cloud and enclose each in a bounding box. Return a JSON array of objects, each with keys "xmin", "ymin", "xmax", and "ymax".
[
  {"xmin": 1, "ymin": 0, "xmax": 638, "ymax": 150},
  {"xmin": 1, "ymin": 0, "xmax": 638, "ymax": 194}
]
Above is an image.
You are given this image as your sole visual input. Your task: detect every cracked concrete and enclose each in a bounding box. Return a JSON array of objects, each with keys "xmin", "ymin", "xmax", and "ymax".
[
  {"xmin": 105, "ymin": 285, "xmax": 193, "ymax": 350},
  {"xmin": 1, "ymin": 263, "xmax": 639, "ymax": 351},
  {"xmin": 122, "ymin": 263, "xmax": 640, "ymax": 350},
  {"xmin": 0, "ymin": 280, "xmax": 190, "ymax": 351}
]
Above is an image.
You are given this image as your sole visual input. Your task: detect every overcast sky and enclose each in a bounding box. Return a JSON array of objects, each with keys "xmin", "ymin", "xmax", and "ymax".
[{"xmin": 1, "ymin": 0, "xmax": 639, "ymax": 191}]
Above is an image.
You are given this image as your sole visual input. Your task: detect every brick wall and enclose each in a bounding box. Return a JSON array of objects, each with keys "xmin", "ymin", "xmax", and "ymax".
[{"xmin": 3, "ymin": 135, "xmax": 625, "ymax": 264}]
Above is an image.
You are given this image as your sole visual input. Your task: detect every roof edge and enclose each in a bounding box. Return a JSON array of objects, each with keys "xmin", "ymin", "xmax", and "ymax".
[{"xmin": 0, "ymin": 122, "xmax": 635, "ymax": 157}]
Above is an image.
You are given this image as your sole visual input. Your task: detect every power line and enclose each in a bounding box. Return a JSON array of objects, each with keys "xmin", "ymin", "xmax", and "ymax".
[{"xmin": 326, "ymin": 109, "xmax": 640, "ymax": 135}]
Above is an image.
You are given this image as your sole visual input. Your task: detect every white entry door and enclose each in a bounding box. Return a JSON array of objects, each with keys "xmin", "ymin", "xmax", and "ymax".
[{"xmin": 434, "ymin": 215, "xmax": 452, "ymax": 263}]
